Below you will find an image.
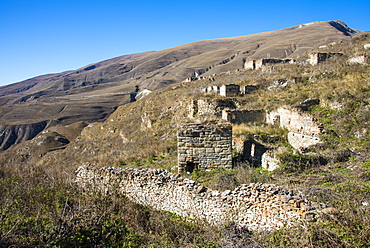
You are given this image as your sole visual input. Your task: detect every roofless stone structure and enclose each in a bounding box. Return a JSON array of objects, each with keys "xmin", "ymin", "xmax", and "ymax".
[{"xmin": 177, "ymin": 123, "xmax": 232, "ymax": 173}]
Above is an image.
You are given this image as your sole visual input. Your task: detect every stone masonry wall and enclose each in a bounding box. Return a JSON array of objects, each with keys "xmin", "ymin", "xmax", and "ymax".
[
  {"xmin": 188, "ymin": 98, "xmax": 237, "ymax": 119},
  {"xmin": 177, "ymin": 123, "xmax": 232, "ymax": 172},
  {"xmin": 266, "ymin": 107, "xmax": 322, "ymax": 150},
  {"xmin": 245, "ymin": 59, "xmax": 293, "ymax": 70},
  {"xmin": 76, "ymin": 165, "xmax": 324, "ymax": 232},
  {"xmin": 309, "ymin": 52, "xmax": 344, "ymax": 65},
  {"xmin": 220, "ymin": 84, "xmax": 240, "ymax": 97},
  {"xmin": 222, "ymin": 109, "xmax": 265, "ymax": 124}
]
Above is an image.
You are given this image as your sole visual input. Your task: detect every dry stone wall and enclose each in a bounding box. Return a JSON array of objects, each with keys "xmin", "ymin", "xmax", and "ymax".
[{"xmin": 76, "ymin": 165, "xmax": 324, "ymax": 232}]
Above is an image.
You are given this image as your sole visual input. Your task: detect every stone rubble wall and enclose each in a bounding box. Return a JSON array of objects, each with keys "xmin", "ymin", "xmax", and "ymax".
[{"xmin": 76, "ymin": 165, "xmax": 323, "ymax": 232}]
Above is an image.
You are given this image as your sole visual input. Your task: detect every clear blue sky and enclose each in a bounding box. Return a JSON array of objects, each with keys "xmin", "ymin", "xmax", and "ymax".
[{"xmin": 0, "ymin": 0, "xmax": 369, "ymax": 86}]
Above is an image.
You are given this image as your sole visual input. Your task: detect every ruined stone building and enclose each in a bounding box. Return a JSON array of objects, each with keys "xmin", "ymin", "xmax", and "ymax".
[
  {"xmin": 266, "ymin": 107, "xmax": 323, "ymax": 150},
  {"xmin": 309, "ymin": 52, "xmax": 343, "ymax": 65},
  {"xmin": 202, "ymin": 85, "xmax": 220, "ymax": 94},
  {"xmin": 233, "ymin": 138, "xmax": 268, "ymax": 166},
  {"xmin": 177, "ymin": 123, "xmax": 232, "ymax": 173},
  {"xmin": 202, "ymin": 84, "xmax": 258, "ymax": 97},
  {"xmin": 222, "ymin": 109, "xmax": 265, "ymax": 124},
  {"xmin": 242, "ymin": 85, "xmax": 258, "ymax": 94},
  {"xmin": 244, "ymin": 58, "xmax": 294, "ymax": 70},
  {"xmin": 219, "ymin": 84, "xmax": 241, "ymax": 97}
]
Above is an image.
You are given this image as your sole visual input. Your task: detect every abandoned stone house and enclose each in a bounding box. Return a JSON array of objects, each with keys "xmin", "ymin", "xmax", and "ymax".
[
  {"xmin": 202, "ymin": 85, "xmax": 220, "ymax": 94},
  {"xmin": 233, "ymin": 138, "xmax": 268, "ymax": 167},
  {"xmin": 177, "ymin": 123, "xmax": 233, "ymax": 173},
  {"xmin": 220, "ymin": 84, "xmax": 240, "ymax": 97},
  {"xmin": 222, "ymin": 109, "xmax": 265, "ymax": 124},
  {"xmin": 243, "ymin": 85, "xmax": 258, "ymax": 94},
  {"xmin": 309, "ymin": 52, "xmax": 343, "ymax": 65},
  {"xmin": 244, "ymin": 58, "xmax": 293, "ymax": 70},
  {"xmin": 202, "ymin": 84, "xmax": 257, "ymax": 96}
]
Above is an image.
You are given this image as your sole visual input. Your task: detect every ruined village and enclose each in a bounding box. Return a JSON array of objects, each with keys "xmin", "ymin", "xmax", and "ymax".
[{"xmin": 76, "ymin": 43, "xmax": 370, "ymax": 233}]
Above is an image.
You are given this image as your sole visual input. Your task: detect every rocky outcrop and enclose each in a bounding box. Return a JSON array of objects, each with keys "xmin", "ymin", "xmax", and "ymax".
[
  {"xmin": 0, "ymin": 121, "xmax": 48, "ymax": 151},
  {"xmin": 76, "ymin": 165, "xmax": 325, "ymax": 232}
]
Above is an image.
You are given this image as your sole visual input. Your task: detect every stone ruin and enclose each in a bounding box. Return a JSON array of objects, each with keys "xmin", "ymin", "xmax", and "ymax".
[
  {"xmin": 348, "ymin": 54, "xmax": 369, "ymax": 65},
  {"xmin": 266, "ymin": 107, "xmax": 323, "ymax": 151},
  {"xmin": 177, "ymin": 123, "xmax": 233, "ymax": 173},
  {"xmin": 202, "ymin": 85, "xmax": 220, "ymax": 94},
  {"xmin": 188, "ymin": 98, "xmax": 238, "ymax": 120},
  {"xmin": 309, "ymin": 52, "xmax": 344, "ymax": 65},
  {"xmin": 186, "ymin": 98, "xmax": 323, "ymax": 170},
  {"xmin": 220, "ymin": 84, "xmax": 240, "ymax": 97},
  {"xmin": 202, "ymin": 84, "xmax": 258, "ymax": 96},
  {"xmin": 244, "ymin": 58, "xmax": 294, "ymax": 70},
  {"xmin": 222, "ymin": 109, "xmax": 265, "ymax": 124}
]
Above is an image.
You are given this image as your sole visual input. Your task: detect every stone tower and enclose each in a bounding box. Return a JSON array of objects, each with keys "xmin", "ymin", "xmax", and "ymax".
[{"xmin": 177, "ymin": 123, "xmax": 233, "ymax": 173}]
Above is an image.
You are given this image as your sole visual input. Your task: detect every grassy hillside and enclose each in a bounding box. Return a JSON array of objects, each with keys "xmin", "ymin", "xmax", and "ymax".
[{"xmin": 0, "ymin": 35, "xmax": 369, "ymax": 247}]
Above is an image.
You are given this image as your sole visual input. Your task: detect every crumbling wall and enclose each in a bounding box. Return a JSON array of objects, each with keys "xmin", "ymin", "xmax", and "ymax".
[
  {"xmin": 348, "ymin": 55, "xmax": 369, "ymax": 64},
  {"xmin": 76, "ymin": 165, "xmax": 324, "ymax": 232},
  {"xmin": 188, "ymin": 98, "xmax": 237, "ymax": 119},
  {"xmin": 309, "ymin": 52, "xmax": 343, "ymax": 65},
  {"xmin": 245, "ymin": 59, "xmax": 293, "ymax": 70},
  {"xmin": 261, "ymin": 148, "xmax": 284, "ymax": 171},
  {"xmin": 222, "ymin": 109, "xmax": 265, "ymax": 124},
  {"xmin": 220, "ymin": 84, "xmax": 240, "ymax": 97},
  {"xmin": 266, "ymin": 107, "xmax": 322, "ymax": 150},
  {"xmin": 177, "ymin": 123, "xmax": 232, "ymax": 172}
]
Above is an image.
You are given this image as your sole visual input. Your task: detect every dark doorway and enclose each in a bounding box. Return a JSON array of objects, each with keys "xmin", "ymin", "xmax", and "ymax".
[{"xmin": 185, "ymin": 162, "xmax": 198, "ymax": 173}]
